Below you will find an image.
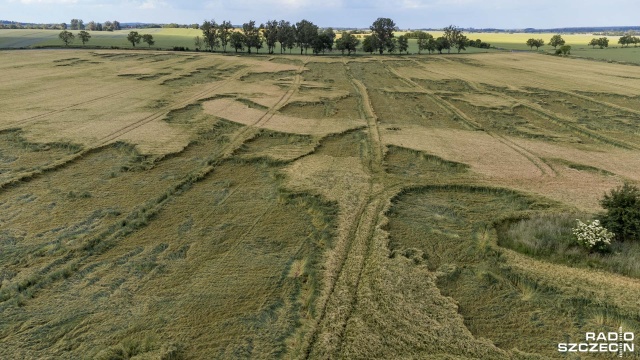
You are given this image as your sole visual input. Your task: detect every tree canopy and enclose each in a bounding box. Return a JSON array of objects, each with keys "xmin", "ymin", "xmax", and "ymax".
[
  {"xmin": 58, "ymin": 30, "xmax": 74, "ymax": 46},
  {"xmin": 142, "ymin": 34, "xmax": 155, "ymax": 48},
  {"xmin": 549, "ymin": 34, "xmax": 565, "ymax": 49},
  {"xmin": 127, "ymin": 31, "xmax": 142, "ymax": 47},
  {"xmin": 78, "ymin": 30, "xmax": 91, "ymax": 45},
  {"xmin": 526, "ymin": 38, "xmax": 544, "ymax": 50},
  {"xmin": 370, "ymin": 17, "xmax": 397, "ymax": 54}
]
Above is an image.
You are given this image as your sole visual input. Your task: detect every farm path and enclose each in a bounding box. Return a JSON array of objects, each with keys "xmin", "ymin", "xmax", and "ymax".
[{"xmin": 301, "ymin": 60, "xmax": 395, "ymax": 359}]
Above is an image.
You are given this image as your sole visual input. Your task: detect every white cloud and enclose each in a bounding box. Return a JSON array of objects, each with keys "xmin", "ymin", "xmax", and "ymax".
[{"xmin": 138, "ymin": 0, "xmax": 167, "ymax": 9}]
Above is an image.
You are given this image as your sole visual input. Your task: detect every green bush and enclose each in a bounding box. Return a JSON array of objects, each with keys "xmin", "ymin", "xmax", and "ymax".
[{"xmin": 600, "ymin": 183, "xmax": 640, "ymax": 242}]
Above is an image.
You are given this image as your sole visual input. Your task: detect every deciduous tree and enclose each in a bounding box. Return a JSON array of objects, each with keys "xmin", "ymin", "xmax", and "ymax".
[
  {"xmin": 218, "ymin": 21, "xmax": 233, "ymax": 52},
  {"xmin": 276, "ymin": 20, "xmax": 294, "ymax": 54},
  {"xmin": 262, "ymin": 20, "xmax": 278, "ymax": 54},
  {"xmin": 58, "ymin": 30, "xmax": 74, "ymax": 46},
  {"xmin": 86, "ymin": 21, "xmax": 97, "ymax": 31},
  {"xmin": 526, "ymin": 38, "xmax": 544, "ymax": 50},
  {"xmin": 362, "ymin": 36, "xmax": 375, "ymax": 54},
  {"xmin": 295, "ymin": 19, "xmax": 318, "ymax": 55},
  {"xmin": 142, "ymin": 34, "xmax": 155, "ymax": 47},
  {"xmin": 230, "ymin": 31, "xmax": 245, "ymax": 53},
  {"xmin": 242, "ymin": 20, "xmax": 262, "ymax": 53},
  {"xmin": 416, "ymin": 31, "xmax": 434, "ymax": 54},
  {"xmin": 78, "ymin": 30, "xmax": 91, "ymax": 45},
  {"xmin": 397, "ymin": 35, "xmax": 409, "ymax": 54},
  {"xmin": 549, "ymin": 34, "xmax": 565, "ymax": 49},
  {"xmin": 127, "ymin": 31, "xmax": 142, "ymax": 47},
  {"xmin": 435, "ymin": 37, "xmax": 450, "ymax": 54},
  {"xmin": 201, "ymin": 20, "xmax": 219, "ymax": 51},
  {"xmin": 370, "ymin": 17, "xmax": 397, "ymax": 54},
  {"xmin": 600, "ymin": 183, "xmax": 640, "ymax": 242}
]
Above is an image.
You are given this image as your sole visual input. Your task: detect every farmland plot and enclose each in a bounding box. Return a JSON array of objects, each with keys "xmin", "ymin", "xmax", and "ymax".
[{"xmin": 1, "ymin": 49, "xmax": 640, "ymax": 359}]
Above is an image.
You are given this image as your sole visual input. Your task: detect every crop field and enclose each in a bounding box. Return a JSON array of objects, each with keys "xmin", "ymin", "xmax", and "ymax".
[{"xmin": 1, "ymin": 49, "xmax": 640, "ymax": 359}]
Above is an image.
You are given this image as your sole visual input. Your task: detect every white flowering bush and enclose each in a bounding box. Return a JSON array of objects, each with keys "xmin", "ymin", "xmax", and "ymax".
[{"xmin": 572, "ymin": 219, "xmax": 614, "ymax": 253}]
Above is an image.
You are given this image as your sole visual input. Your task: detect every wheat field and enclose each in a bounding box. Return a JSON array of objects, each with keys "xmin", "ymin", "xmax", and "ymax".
[{"xmin": 1, "ymin": 49, "xmax": 640, "ymax": 359}]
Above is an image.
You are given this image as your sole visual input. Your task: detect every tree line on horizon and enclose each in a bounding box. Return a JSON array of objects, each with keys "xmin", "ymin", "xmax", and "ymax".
[
  {"xmin": 526, "ymin": 33, "xmax": 639, "ymax": 53},
  {"xmin": 56, "ymin": 17, "xmax": 492, "ymax": 55},
  {"xmin": 191, "ymin": 18, "xmax": 489, "ymax": 55}
]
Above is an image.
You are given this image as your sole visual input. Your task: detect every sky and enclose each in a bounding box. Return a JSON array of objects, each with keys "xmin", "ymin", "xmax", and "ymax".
[{"xmin": 1, "ymin": 0, "xmax": 639, "ymax": 29}]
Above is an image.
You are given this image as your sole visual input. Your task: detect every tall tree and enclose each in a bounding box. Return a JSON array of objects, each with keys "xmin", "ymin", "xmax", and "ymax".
[
  {"xmin": 103, "ymin": 21, "xmax": 113, "ymax": 31},
  {"xmin": 443, "ymin": 25, "xmax": 464, "ymax": 54},
  {"xmin": 201, "ymin": 20, "xmax": 219, "ymax": 51},
  {"xmin": 113, "ymin": 21, "xmax": 121, "ymax": 30},
  {"xmin": 416, "ymin": 31, "xmax": 434, "ymax": 54},
  {"xmin": 397, "ymin": 35, "xmax": 409, "ymax": 54},
  {"xmin": 127, "ymin": 31, "xmax": 142, "ymax": 47},
  {"xmin": 218, "ymin": 21, "xmax": 233, "ymax": 52},
  {"xmin": 342, "ymin": 32, "xmax": 360, "ymax": 55},
  {"xmin": 370, "ymin": 17, "xmax": 397, "ymax": 54},
  {"xmin": 361, "ymin": 35, "xmax": 378, "ymax": 54},
  {"xmin": 78, "ymin": 30, "xmax": 91, "ymax": 45},
  {"xmin": 230, "ymin": 32, "xmax": 245, "ymax": 53},
  {"xmin": 549, "ymin": 34, "xmax": 565, "ymax": 49},
  {"xmin": 295, "ymin": 19, "xmax": 318, "ymax": 55},
  {"xmin": 526, "ymin": 38, "xmax": 544, "ymax": 50},
  {"xmin": 142, "ymin": 34, "xmax": 155, "ymax": 48},
  {"xmin": 86, "ymin": 21, "xmax": 97, "ymax": 31},
  {"xmin": 426, "ymin": 38, "xmax": 437, "ymax": 54},
  {"xmin": 435, "ymin": 37, "xmax": 450, "ymax": 54},
  {"xmin": 242, "ymin": 20, "xmax": 262, "ymax": 53},
  {"xmin": 454, "ymin": 34, "xmax": 468, "ymax": 53},
  {"xmin": 70, "ymin": 19, "xmax": 79, "ymax": 30},
  {"xmin": 322, "ymin": 28, "xmax": 336, "ymax": 52},
  {"xmin": 58, "ymin": 30, "xmax": 74, "ymax": 46},
  {"xmin": 78, "ymin": 19, "xmax": 84, "ymax": 30},
  {"xmin": 597, "ymin": 37, "xmax": 609, "ymax": 49},
  {"xmin": 263, "ymin": 20, "xmax": 279, "ymax": 54},
  {"xmin": 276, "ymin": 20, "xmax": 292, "ymax": 54}
]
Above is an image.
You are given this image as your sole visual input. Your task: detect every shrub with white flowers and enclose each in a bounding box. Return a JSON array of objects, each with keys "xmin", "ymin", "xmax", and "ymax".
[{"xmin": 572, "ymin": 219, "xmax": 614, "ymax": 253}]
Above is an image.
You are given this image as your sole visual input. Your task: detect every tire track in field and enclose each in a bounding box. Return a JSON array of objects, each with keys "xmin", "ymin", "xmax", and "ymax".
[
  {"xmin": 0, "ymin": 66, "xmax": 251, "ymax": 190},
  {"xmin": 220, "ymin": 58, "xmax": 309, "ymax": 158},
  {"xmin": 0, "ymin": 54, "xmax": 190, "ymax": 102},
  {"xmin": 416, "ymin": 55, "xmax": 640, "ymax": 116},
  {"xmin": 302, "ymin": 60, "xmax": 389, "ymax": 359},
  {"xmin": 511, "ymin": 54, "xmax": 640, "ymax": 94},
  {"xmin": 382, "ymin": 60, "xmax": 557, "ymax": 177},
  {"xmin": 0, "ymin": 54, "xmax": 210, "ymax": 131},
  {"xmin": 0, "ymin": 63, "xmax": 310, "ymax": 306},
  {"xmin": 411, "ymin": 56, "xmax": 640, "ymax": 148}
]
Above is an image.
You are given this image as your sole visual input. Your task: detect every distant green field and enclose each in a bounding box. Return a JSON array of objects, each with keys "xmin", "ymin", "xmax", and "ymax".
[{"xmin": 1, "ymin": 28, "xmax": 637, "ymax": 64}]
